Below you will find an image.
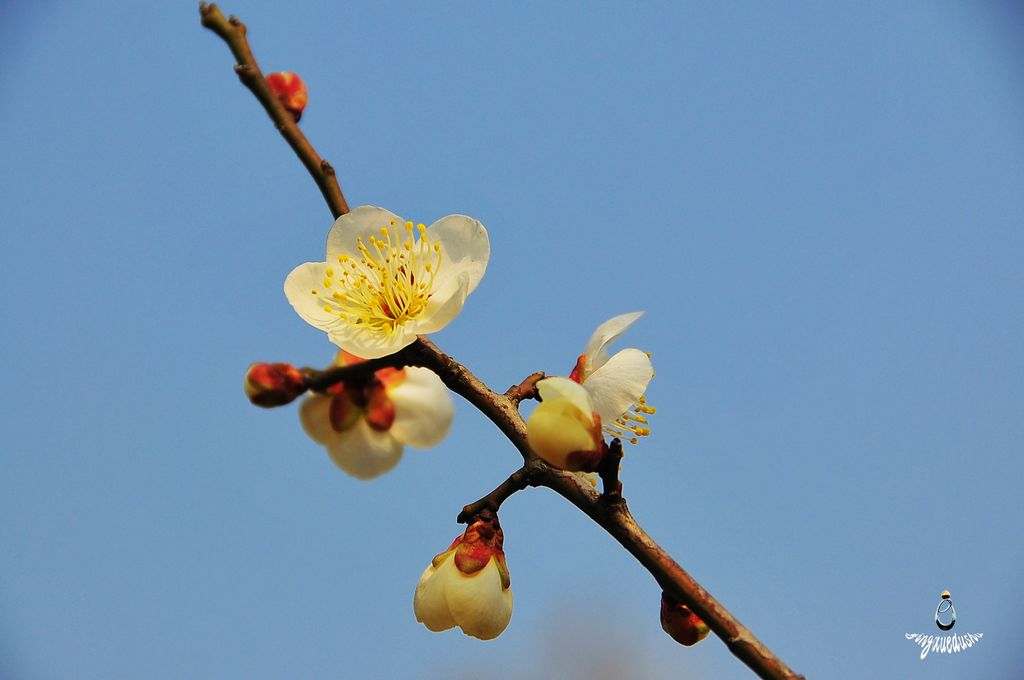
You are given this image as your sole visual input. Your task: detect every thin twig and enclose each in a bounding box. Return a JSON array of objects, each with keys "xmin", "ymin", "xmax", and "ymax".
[
  {"xmin": 204, "ymin": 9, "xmax": 803, "ymax": 678},
  {"xmin": 199, "ymin": 2, "xmax": 349, "ymax": 218},
  {"xmin": 505, "ymin": 371, "xmax": 545, "ymax": 405},
  {"xmin": 457, "ymin": 466, "xmax": 534, "ymax": 523},
  {"xmin": 599, "ymin": 438, "xmax": 624, "ymax": 500},
  {"xmin": 303, "ymin": 350, "xmax": 412, "ymax": 393}
]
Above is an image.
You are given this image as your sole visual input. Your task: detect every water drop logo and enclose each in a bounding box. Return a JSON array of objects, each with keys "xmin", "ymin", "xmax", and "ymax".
[
  {"xmin": 905, "ymin": 590, "xmax": 982, "ymax": 659},
  {"xmin": 935, "ymin": 591, "xmax": 956, "ymax": 631}
]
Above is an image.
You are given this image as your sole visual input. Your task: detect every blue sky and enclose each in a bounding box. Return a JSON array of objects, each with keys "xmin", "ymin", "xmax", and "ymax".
[{"xmin": 1, "ymin": 2, "xmax": 1021, "ymax": 678}]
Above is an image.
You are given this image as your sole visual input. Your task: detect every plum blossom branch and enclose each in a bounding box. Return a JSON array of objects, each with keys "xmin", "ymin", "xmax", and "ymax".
[
  {"xmin": 199, "ymin": 2, "xmax": 349, "ymax": 219},
  {"xmin": 504, "ymin": 371, "xmax": 545, "ymax": 405},
  {"xmin": 598, "ymin": 437, "xmax": 624, "ymax": 500},
  {"xmin": 203, "ymin": 9, "xmax": 803, "ymax": 679},
  {"xmin": 303, "ymin": 349, "xmax": 412, "ymax": 393},
  {"xmin": 457, "ymin": 465, "xmax": 533, "ymax": 524}
]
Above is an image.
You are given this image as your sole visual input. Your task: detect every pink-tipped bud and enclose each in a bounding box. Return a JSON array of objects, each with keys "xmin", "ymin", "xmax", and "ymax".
[
  {"xmin": 660, "ymin": 592, "xmax": 711, "ymax": 647},
  {"xmin": 265, "ymin": 71, "xmax": 308, "ymax": 121},
  {"xmin": 245, "ymin": 362, "xmax": 306, "ymax": 407}
]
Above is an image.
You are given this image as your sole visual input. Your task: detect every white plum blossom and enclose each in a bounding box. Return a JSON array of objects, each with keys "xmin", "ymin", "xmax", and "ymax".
[
  {"xmin": 569, "ymin": 312, "xmax": 655, "ymax": 444},
  {"xmin": 414, "ymin": 515, "xmax": 512, "ymax": 641},
  {"xmin": 285, "ymin": 205, "xmax": 490, "ymax": 359},
  {"xmin": 300, "ymin": 351, "xmax": 454, "ymax": 480}
]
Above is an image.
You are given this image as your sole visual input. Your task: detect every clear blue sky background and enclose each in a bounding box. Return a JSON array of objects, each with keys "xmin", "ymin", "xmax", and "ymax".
[{"xmin": 1, "ymin": 2, "xmax": 1021, "ymax": 678}]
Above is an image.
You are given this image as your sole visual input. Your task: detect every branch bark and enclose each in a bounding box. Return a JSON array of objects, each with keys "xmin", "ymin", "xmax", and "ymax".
[
  {"xmin": 203, "ymin": 8, "xmax": 803, "ymax": 679},
  {"xmin": 199, "ymin": 2, "xmax": 349, "ymax": 219}
]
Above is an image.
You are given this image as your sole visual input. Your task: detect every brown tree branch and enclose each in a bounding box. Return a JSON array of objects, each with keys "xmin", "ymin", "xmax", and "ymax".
[
  {"xmin": 505, "ymin": 371, "xmax": 545, "ymax": 405},
  {"xmin": 199, "ymin": 2, "xmax": 349, "ymax": 219},
  {"xmin": 408, "ymin": 339, "xmax": 803, "ymax": 679},
  {"xmin": 303, "ymin": 351, "xmax": 412, "ymax": 393},
  {"xmin": 204, "ymin": 8, "xmax": 803, "ymax": 679},
  {"xmin": 599, "ymin": 437, "xmax": 624, "ymax": 500},
  {"xmin": 457, "ymin": 465, "xmax": 535, "ymax": 524}
]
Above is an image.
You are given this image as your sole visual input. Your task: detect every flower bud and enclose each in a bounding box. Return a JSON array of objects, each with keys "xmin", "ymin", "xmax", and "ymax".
[
  {"xmin": 660, "ymin": 592, "xmax": 710, "ymax": 647},
  {"xmin": 527, "ymin": 377, "xmax": 605, "ymax": 471},
  {"xmin": 244, "ymin": 362, "xmax": 306, "ymax": 407},
  {"xmin": 265, "ymin": 71, "xmax": 308, "ymax": 121},
  {"xmin": 414, "ymin": 512, "xmax": 513, "ymax": 640}
]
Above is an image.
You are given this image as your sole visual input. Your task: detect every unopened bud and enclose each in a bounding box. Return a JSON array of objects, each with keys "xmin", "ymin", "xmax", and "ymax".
[
  {"xmin": 265, "ymin": 71, "xmax": 308, "ymax": 121},
  {"xmin": 414, "ymin": 512, "xmax": 513, "ymax": 640},
  {"xmin": 245, "ymin": 362, "xmax": 306, "ymax": 407},
  {"xmin": 660, "ymin": 592, "xmax": 710, "ymax": 647}
]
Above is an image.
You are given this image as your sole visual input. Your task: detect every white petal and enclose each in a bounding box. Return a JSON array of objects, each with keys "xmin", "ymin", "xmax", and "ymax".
[
  {"xmin": 583, "ymin": 311, "xmax": 645, "ymax": 373},
  {"xmin": 325, "ymin": 418, "xmax": 403, "ymax": 480},
  {"xmin": 298, "ymin": 393, "xmax": 337, "ymax": 446},
  {"xmin": 387, "ymin": 367, "xmax": 454, "ymax": 448},
  {"xmin": 426, "ymin": 214, "xmax": 490, "ymax": 295},
  {"xmin": 284, "ymin": 262, "xmax": 345, "ymax": 333},
  {"xmin": 411, "ymin": 272, "xmax": 471, "ymax": 335},
  {"xmin": 325, "ymin": 205, "xmax": 405, "ymax": 262},
  {"xmin": 536, "ymin": 377, "xmax": 594, "ymax": 416},
  {"xmin": 583, "ymin": 348, "xmax": 653, "ymax": 423},
  {"xmin": 445, "ymin": 559, "xmax": 513, "ymax": 640},
  {"xmin": 527, "ymin": 404, "xmax": 597, "ymax": 469},
  {"xmin": 325, "ymin": 322, "xmax": 419, "ymax": 360},
  {"xmin": 414, "ymin": 559, "xmax": 457, "ymax": 633}
]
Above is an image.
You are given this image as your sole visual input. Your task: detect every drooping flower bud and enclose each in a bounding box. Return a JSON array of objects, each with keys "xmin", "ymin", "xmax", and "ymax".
[
  {"xmin": 527, "ymin": 377, "xmax": 605, "ymax": 471},
  {"xmin": 660, "ymin": 591, "xmax": 710, "ymax": 647},
  {"xmin": 414, "ymin": 512, "xmax": 513, "ymax": 640},
  {"xmin": 299, "ymin": 351, "xmax": 453, "ymax": 480},
  {"xmin": 265, "ymin": 71, "xmax": 308, "ymax": 121},
  {"xmin": 245, "ymin": 362, "xmax": 306, "ymax": 407}
]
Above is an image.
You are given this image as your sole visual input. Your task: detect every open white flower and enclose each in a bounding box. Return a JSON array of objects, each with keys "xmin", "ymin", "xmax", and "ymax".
[
  {"xmin": 286, "ymin": 205, "xmax": 490, "ymax": 359},
  {"xmin": 569, "ymin": 312, "xmax": 655, "ymax": 444},
  {"xmin": 414, "ymin": 515, "xmax": 512, "ymax": 641},
  {"xmin": 300, "ymin": 351, "xmax": 454, "ymax": 480}
]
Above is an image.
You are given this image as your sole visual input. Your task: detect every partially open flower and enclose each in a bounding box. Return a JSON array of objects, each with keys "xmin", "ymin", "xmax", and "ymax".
[
  {"xmin": 245, "ymin": 362, "xmax": 306, "ymax": 407},
  {"xmin": 414, "ymin": 513, "xmax": 512, "ymax": 640},
  {"xmin": 527, "ymin": 377, "xmax": 605, "ymax": 471},
  {"xmin": 569, "ymin": 312, "xmax": 655, "ymax": 445},
  {"xmin": 660, "ymin": 592, "xmax": 711, "ymax": 647},
  {"xmin": 285, "ymin": 205, "xmax": 490, "ymax": 359},
  {"xmin": 265, "ymin": 71, "xmax": 308, "ymax": 121},
  {"xmin": 300, "ymin": 351, "xmax": 453, "ymax": 479}
]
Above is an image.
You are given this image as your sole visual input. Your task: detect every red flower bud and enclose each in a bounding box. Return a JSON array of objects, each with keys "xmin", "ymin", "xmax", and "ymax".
[
  {"xmin": 660, "ymin": 592, "xmax": 711, "ymax": 647},
  {"xmin": 265, "ymin": 71, "xmax": 308, "ymax": 121},
  {"xmin": 245, "ymin": 362, "xmax": 306, "ymax": 407}
]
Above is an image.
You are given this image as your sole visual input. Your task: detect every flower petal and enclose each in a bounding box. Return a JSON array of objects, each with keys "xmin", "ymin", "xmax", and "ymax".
[
  {"xmin": 284, "ymin": 262, "xmax": 345, "ymax": 333},
  {"xmin": 583, "ymin": 311, "xmax": 645, "ymax": 373},
  {"xmin": 325, "ymin": 205, "xmax": 405, "ymax": 262},
  {"xmin": 387, "ymin": 367, "xmax": 454, "ymax": 448},
  {"xmin": 527, "ymin": 406, "xmax": 597, "ymax": 469},
  {"xmin": 583, "ymin": 348, "xmax": 653, "ymax": 423},
  {"xmin": 414, "ymin": 559, "xmax": 457, "ymax": 633},
  {"xmin": 325, "ymin": 322, "xmax": 420, "ymax": 360},
  {"xmin": 445, "ymin": 558, "xmax": 513, "ymax": 640},
  {"xmin": 536, "ymin": 376, "xmax": 594, "ymax": 416},
  {"xmin": 411, "ymin": 273, "xmax": 471, "ymax": 335},
  {"xmin": 325, "ymin": 418, "xmax": 403, "ymax": 480},
  {"xmin": 426, "ymin": 214, "xmax": 490, "ymax": 295},
  {"xmin": 298, "ymin": 393, "xmax": 337, "ymax": 446}
]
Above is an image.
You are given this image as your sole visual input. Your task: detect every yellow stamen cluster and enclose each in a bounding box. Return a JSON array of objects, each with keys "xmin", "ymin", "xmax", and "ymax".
[
  {"xmin": 310, "ymin": 220, "xmax": 442, "ymax": 336},
  {"xmin": 604, "ymin": 395, "xmax": 656, "ymax": 445}
]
